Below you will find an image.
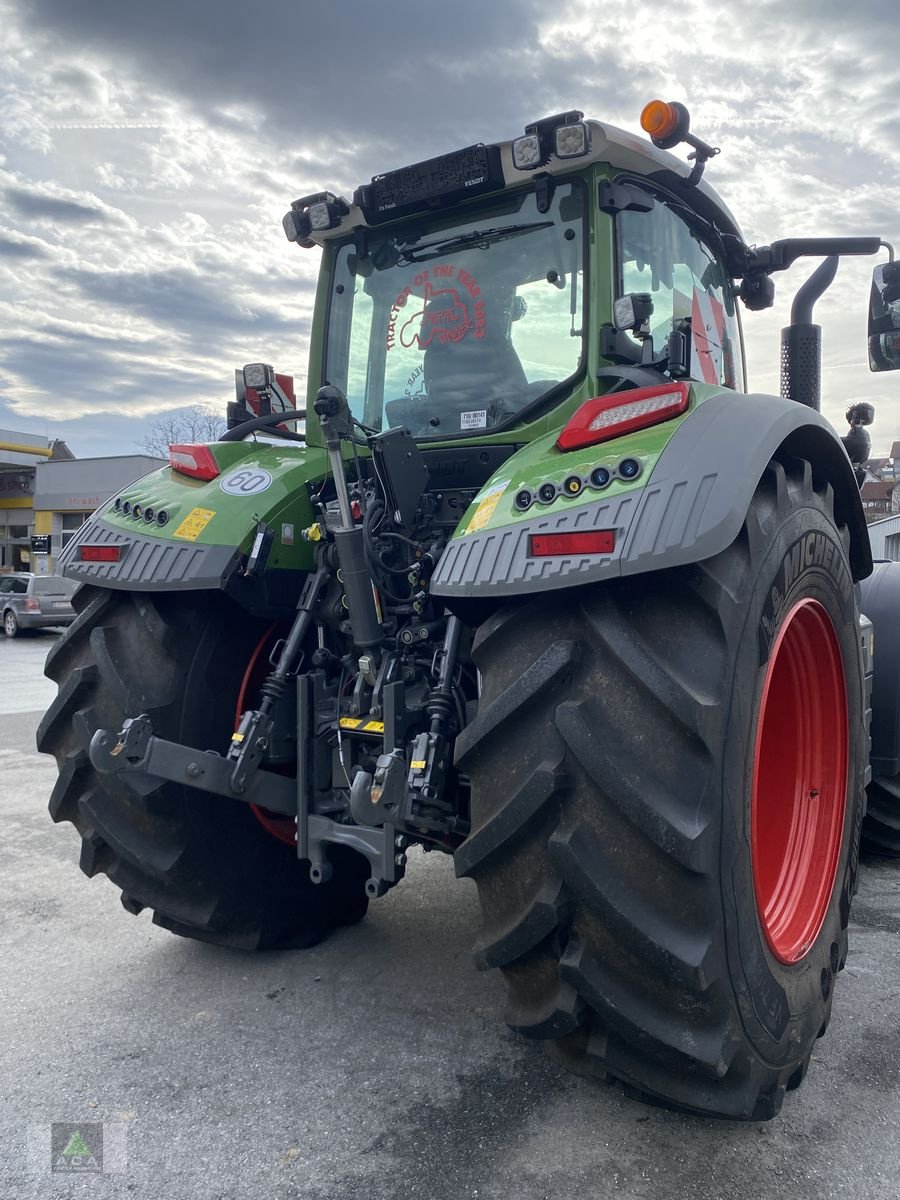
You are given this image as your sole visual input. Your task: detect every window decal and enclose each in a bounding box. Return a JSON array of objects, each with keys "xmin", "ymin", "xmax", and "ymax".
[{"xmin": 387, "ymin": 266, "xmax": 486, "ymax": 352}]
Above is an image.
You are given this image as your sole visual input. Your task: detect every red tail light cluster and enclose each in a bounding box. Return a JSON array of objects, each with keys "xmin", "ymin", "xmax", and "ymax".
[
  {"xmin": 168, "ymin": 443, "xmax": 220, "ymax": 481},
  {"xmin": 557, "ymin": 383, "xmax": 690, "ymax": 452}
]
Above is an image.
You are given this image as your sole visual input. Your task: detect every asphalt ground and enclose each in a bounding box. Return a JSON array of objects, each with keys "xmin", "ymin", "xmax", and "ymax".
[{"xmin": 3, "ymin": 632, "xmax": 900, "ymax": 1199}]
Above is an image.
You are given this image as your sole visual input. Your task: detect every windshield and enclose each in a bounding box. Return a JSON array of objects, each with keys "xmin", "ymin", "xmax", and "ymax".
[{"xmin": 324, "ymin": 181, "xmax": 585, "ymax": 437}]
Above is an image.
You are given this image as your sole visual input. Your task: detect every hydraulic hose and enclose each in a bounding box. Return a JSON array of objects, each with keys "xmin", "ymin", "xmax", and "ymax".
[{"xmin": 219, "ymin": 409, "xmax": 307, "ymax": 442}]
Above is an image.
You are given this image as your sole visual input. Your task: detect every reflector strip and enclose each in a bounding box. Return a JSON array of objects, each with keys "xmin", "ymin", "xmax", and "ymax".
[
  {"xmin": 80, "ymin": 545, "xmax": 122, "ymax": 562},
  {"xmin": 529, "ymin": 531, "xmax": 615, "ymax": 557}
]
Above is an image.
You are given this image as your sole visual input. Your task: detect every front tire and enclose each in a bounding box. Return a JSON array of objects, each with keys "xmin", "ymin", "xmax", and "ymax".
[
  {"xmin": 37, "ymin": 586, "xmax": 370, "ymax": 949},
  {"xmin": 455, "ymin": 457, "xmax": 866, "ymax": 1119}
]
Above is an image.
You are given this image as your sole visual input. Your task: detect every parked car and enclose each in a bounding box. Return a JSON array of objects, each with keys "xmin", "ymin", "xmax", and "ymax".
[{"xmin": 0, "ymin": 573, "xmax": 79, "ymax": 637}]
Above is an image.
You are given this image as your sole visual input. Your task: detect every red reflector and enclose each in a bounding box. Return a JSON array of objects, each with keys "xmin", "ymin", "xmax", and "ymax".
[
  {"xmin": 80, "ymin": 545, "xmax": 122, "ymax": 562},
  {"xmin": 529, "ymin": 531, "xmax": 616, "ymax": 557},
  {"xmin": 168, "ymin": 443, "xmax": 221, "ymax": 480},
  {"xmin": 557, "ymin": 383, "xmax": 690, "ymax": 452}
]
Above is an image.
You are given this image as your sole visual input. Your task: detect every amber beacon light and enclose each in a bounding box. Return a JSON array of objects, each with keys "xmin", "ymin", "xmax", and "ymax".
[{"xmin": 640, "ymin": 99, "xmax": 691, "ymax": 149}]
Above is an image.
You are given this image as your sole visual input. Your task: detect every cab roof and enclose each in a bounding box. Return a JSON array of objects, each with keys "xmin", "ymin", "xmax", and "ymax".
[{"xmin": 305, "ymin": 116, "xmax": 744, "ymax": 249}]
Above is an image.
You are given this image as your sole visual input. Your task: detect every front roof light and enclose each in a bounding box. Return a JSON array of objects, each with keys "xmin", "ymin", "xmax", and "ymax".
[
  {"xmin": 555, "ymin": 122, "xmax": 589, "ymax": 158},
  {"xmin": 512, "ymin": 134, "xmax": 542, "ymax": 170},
  {"xmin": 282, "ymin": 190, "xmax": 350, "ymax": 244},
  {"xmin": 308, "ymin": 201, "xmax": 332, "ymax": 230},
  {"xmin": 283, "ymin": 208, "xmax": 312, "ymax": 244}
]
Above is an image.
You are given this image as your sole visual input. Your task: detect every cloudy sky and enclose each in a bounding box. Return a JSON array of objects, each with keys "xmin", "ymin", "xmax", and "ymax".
[{"xmin": 1, "ymin": 0, "xmax": 898, "ymax": 458}]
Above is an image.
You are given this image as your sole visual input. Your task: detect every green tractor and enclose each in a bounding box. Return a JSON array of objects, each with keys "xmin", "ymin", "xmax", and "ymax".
[{"xmin": 39, "ymin": 100, "xmax": 900, "ymax": 1120}]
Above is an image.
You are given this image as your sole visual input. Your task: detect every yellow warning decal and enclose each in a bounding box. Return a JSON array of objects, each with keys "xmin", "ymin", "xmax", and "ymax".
[
  {"xmin": 339, "ymin": 717, "xmax": 385, "ymax": 735},
  {"xmin": 465, "ymin": 481, "xmax": 508, "ymax": 535},
  {"xmin": 410, "ymin": 759, "xmax": 427, "ymax": 771},
  {"xmin": 231, "ymin": 732, "xmax": 245, "ymax": 742},
  {"xmin": 173, "ymin": 507, "xmax": 216, "ymax": 542}
]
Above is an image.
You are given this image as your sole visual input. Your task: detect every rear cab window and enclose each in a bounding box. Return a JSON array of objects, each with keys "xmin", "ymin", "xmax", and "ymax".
[{"xmin": 616, "ymin": 190, "xmax": 745, "ymax": 390}]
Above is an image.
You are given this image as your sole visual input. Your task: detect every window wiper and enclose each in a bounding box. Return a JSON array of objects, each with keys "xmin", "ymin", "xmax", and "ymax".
[{"xmin": 396, "ymin": 221, "xmax": 554, "ymax": 263}]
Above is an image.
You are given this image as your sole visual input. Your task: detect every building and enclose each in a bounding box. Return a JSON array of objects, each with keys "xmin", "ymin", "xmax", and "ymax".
[
  {"xmin": 860, "ymin": 479, "xmax": 898, "ymax": 522},
  {"xmin": 0, "ymin": 428, "xmax": 163, "ymax": 574},
  {"xmin": 868, "ymin": 512, "xmax": 900, "ymax": 561},
  {"xmin": 0, "ymin": 428, "xmax": 70, "ymax": 571},
  {"xmin": 33, "ymin": 455, "xmax": 166, "ymax": 571}
]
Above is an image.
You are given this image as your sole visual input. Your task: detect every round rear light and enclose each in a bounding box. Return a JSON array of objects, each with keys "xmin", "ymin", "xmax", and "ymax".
[{"xmin": 618, "ymin": 458, "xmax": 642, "ymax": 480}]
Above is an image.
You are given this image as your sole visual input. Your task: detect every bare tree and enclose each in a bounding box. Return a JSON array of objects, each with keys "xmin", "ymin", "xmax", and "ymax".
[{"xmin": 137, "ymin": 405, "xmax": 226, "ymax": 459}]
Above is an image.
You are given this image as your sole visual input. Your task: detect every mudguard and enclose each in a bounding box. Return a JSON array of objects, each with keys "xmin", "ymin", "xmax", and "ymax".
[
  {"xmin": 431, "ymin": 392, "xmax": 871, "ymax": 599},
  {"xmin": 860, "ymin": 560, "xmax": 900, "ymax": 777},
  {"xmin": 56, "ymin": 442, "xmax": 329, "ymax": 617}
]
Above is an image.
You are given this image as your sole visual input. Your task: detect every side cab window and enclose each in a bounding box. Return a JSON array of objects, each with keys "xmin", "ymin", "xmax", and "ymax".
[{"xmin": 617, "ymin": 194, "xmax": 745, "ymax": 391}]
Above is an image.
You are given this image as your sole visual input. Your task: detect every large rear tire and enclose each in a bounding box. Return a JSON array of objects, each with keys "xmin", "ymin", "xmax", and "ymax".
[
  {"xmin": 859, "ymin": 562, "xmax": 900, "ymax": 857},
  {"xmin": 455, "ymin": 458, "xmax": 866, "ymax": 1119},
  {"xmin": 862, "ymin": 776, "xmax": 900, "ymax": 856},
  {"xmin": 37, "ymin": 586, "xmax": 370, "ymax": 949}
]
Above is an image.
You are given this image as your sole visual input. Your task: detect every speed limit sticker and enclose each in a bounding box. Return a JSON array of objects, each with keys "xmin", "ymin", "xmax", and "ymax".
[{"xmin": 220, "ymin": 468, "xmax": 273, "ymax": 496}]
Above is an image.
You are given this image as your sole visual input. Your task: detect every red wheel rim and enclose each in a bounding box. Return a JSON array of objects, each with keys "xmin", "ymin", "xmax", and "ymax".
[
  {"xmin": 236, "ymin": 625, "xmax": 297, "ymax": 847},
  {"xmin": 751, "ymin": 598, "xmax": 848, "ymax": 964}
]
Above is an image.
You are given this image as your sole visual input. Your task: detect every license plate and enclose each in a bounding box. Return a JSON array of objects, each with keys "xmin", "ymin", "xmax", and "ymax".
[{"xmin": 53, "ymin": 601, "xmax": 70, "ymax": 609}]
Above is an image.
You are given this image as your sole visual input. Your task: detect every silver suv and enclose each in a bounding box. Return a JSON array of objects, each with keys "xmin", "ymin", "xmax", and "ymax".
[{"xmin": 0, "ymin": 573, "xmax": 78, "ymax": 638}]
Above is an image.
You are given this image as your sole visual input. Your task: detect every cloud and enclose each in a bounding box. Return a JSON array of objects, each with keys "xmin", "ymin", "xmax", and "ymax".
[
  {"xmin": 4, "ymin": 184, "xmax": 113, "ymax": 225},
  {"xmin": 64, "ymin": 264, "xmax": 302, "ymax": 335},
  {"xmin": 0, "ymin": 230, "xmax": 50, "ymax": 259},
  {"xmin": 0, "ymin": 0, "xmax": 898, "ymax": 457}
]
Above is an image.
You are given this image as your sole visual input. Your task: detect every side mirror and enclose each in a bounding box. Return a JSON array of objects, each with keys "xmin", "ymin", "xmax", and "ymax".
[{"xmin": 869, "ymin": 261, "xmax": 900, "ymax": 372}]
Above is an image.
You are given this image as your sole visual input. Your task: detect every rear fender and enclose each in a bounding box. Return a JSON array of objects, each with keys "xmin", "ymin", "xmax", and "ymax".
[
  {"xmin": 430, "ymin": 392, "xmax": 871, "ymax": 599},
  {"xmin": 58, "ymin": 442, "xmax": 329, "ymax": 617}
]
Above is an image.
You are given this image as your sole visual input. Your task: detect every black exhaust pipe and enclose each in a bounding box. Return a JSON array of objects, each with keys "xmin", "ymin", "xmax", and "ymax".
[{"xmin": 779, "ymin": 255, "xmax": 839, "ymax": 410}]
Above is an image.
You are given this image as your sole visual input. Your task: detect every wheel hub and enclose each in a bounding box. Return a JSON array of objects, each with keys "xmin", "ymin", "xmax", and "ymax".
[
  {"xmin": 751, "ymin": 598, "xmax": 848, "ymax": 964},
  {"xmin": 236, "ymin": 625, "xmax": 297, "ymax": 847}
]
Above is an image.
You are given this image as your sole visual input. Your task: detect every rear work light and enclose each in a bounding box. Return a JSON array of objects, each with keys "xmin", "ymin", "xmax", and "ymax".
[
  {"xmin": 529, "ymin": 530, "xmax": 616, "ymax": 557},
  {"xmin": 557, "ymin": 383, "xmax": 690, "ymax": 452},
  {"xmin": 80, "ymin": 545, "xmax": 122, "ymax": 563},
  {"xmin": 168, "ymin": 443, "xmax": 220, "ymax": 481}
]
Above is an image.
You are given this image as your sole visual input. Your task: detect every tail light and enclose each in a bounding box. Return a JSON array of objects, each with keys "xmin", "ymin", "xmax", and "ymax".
[
  {"xmin": 557, "ymin": 383, "xmax": 690, "ymax": 452},
  {"xmin": 24, "ymin": 597, "xmax": 40, "ymax": 612},
  {"xmin": 529, "ymin": 531, "xmax": 616, "ymax": 557},
  {"xmin": 169, "ymin": 443, "xmax": 220, "ymax": 481},
  {"xmin": 80, "ymin": 545, "xmax": 122, "ymax": 563}
]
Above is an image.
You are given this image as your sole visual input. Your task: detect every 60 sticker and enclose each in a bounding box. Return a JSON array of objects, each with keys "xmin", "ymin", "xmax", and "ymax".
[{"xmin": 220, "ymin": 467, "xmax": 273, "ymax": 497}]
